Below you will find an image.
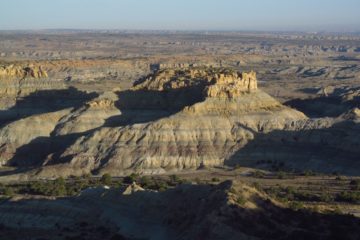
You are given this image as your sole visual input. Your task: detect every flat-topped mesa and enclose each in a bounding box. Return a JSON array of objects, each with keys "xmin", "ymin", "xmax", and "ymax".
[
  {"xmin": 0, "ymin": 64, "xmax": 48, "ymax": 79},
  {"xmin": 133, "ymin": 67, "xmax": 257, "ymax": 98},
  {"xmin": 205, "ymin": 71, "xmax": 257, "ymax": 98}
]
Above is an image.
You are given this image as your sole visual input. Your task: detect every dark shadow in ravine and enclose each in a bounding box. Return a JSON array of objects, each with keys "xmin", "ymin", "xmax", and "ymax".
[
  {"xmin": 284, "ymin": 96, "xmax": 357, "ymax": 118},
  {"xmin": 1, "ymin": 182, "xmax": 360, "ymax": 240},
  {"xmin": 0, "ymin": 87, "xmax": 99, "ymax": 128},
  {"xmin": 225, "ymin": 121, "xmax": 360, "ymax": 176}
]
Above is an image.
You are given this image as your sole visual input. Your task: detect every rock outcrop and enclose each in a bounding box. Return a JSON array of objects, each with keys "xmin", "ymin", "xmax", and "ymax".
[
  {"xmin": 0, "ymin": 64, "xmax": 64, "ymax": 104},
  {"xmin": 205, "ymin": 71, "xmax": 257, "ymax": 98},
  {"xmin": 27, "ymin": 67, "xmax": 306, "ymax": 177},
  {"xmin": 1, "ymin": 66, "xmax": 360, "ymax": 177},
  {"xmin": 0, "ymin": 64, "xmax": 48, "ymax": 79},
  {"xmin": 134, "ymin": 68, "xmax": 257, "ymax": 97}
]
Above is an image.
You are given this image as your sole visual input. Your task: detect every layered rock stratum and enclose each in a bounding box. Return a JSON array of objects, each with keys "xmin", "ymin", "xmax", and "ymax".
[
  {"xmin": 1, "ymin": 66, "xmax": 360, "ymax": 179},
  {"xmin": 0, "ymin": 64, "xmax": 48, "ymax": 79},
  {"xmin": 1, "ymin": 67, "xmax": 305, "ymax": 178}
]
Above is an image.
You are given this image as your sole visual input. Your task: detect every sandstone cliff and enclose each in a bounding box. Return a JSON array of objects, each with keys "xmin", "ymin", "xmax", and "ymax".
[
  {"xmin": 4, "ymin": 67, "xmax": 359, "ymax": 178},
  {"xmin": 0, "ymin": 64, "xmax": 48, "ymax": 79},
  {"xmin": 30, "ymin": 67, "xmax": 306, "ymax": 177},
  {"xmin": 134, "ymin": 68, "xmax": 257, "ymax": 97}
]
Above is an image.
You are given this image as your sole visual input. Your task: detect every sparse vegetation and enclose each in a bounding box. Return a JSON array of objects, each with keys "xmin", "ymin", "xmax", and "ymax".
[
  {"xmin": 236, "ymin": 195, "xmax": 246, "ymax": 206},
  {"xmin": 302, "ymin": 170, "xmax": 316, "ymax": 177},
  {"xmin": 336, "ymin": 191, "xmax": 360, "ymax": 203},
  {"xmin": 289, "ymin": 201, "xmax": 304, "ymax": 211},
  {"xmin": 123, "ymin": 173, "xmax": 139, "ymax": 184},
  {"xmin": 252, "ymin": 170, "xmax": 265, "ymax": 178},
  {"xmin": 276, "ymin": 171, "xmax": 286, "ymax": 179},
  {"xmin": 350, "ymin": 179, "xmax": 360, "ymax": 190},
  {"xmin": 101, "ymin": 173, "xmax": 112, "ymax": 185},
  {"xmin": 29, "ymin": 177, "xmax": 67, "ymax": 196},
  {"xmin": 2, "ymin": 186, "xmax": 14, "ymax": 197},
  {"xmin": 211, "ymin": 177, "xmax": 220, "ymax": 182}
]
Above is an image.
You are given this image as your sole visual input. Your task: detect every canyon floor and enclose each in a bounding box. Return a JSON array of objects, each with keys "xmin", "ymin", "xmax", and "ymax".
[{"xmin": 0, "ymin": 30, "xmax": 360, "ymax": 239}]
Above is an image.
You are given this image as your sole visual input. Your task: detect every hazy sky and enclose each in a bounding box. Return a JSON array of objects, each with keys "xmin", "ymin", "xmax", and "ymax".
[{"xmin": 0, "ymin": 0, "xmax": 359, "ymax": 31}]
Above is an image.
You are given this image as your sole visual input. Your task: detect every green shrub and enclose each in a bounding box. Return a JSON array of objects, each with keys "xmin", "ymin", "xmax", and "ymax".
[
  {"xmin": 337, "ymin": 191, "xmax": 360, "ymax": 203},
  {"xmin": 101, "ymin": 173, "xmax": 112, "ymax": 186},
  {"xmin": 211, "ymin": 177, "xmax": 220, "ymax": 182},
  {"xmin": 123, "ymin": 173, "xmax": 139, "ymax": 184},
  {"xmin": 319, "ymin": 192, "xmax": 334, "ymax": 203},
  {"xmin": 52, "ymin": 177, "xmax": 67, "ymax": 196},
  {"xmin": 289, "ymin": 201, "xmax": 304, "ymax": 211},
  {"xmin": 3, "ymin": 186, "xmax": 15, "ymax": 197},
  {"xmin": 229, "ymin": 187, "xmax": 237, "ymax": 194},
  {"xmin": 302, "ymin": 170, "xmax": 316, "ymax": 177},
  {"xmin": 350, "ymin": 179, "xmax": 360, "ymax": 190},
  {"xmin": 168, "ymin": 174, "xmax": 183, "ymax": 185},
  {"xmin": 29, "ymin": 177, "xmax": 67, "ymax": 196},
  {"xmin": 236, "ymin": 195, "xmax": 246, "ymax": 206},
  {"xmin": 277, "ymin": 171, "xmax": 286, "ymax": 179},
  {"xmin": 155, "ymin": 181, "xmax": 169, "ymax": 192},
  {"xmin": 139, "ymin": 176, "xmax": 152, "ymax": 188},
  {"xmin": 335, "ymin": 176, "xmax": 343, "ymax": 181},
  {"xmin": 252, "ymin": 182, "xmax": 261, "ymax": 190},
  {"xmin": 194, "ymin": 177, "xmax": 201, "ymax": 184},
  {"xmin": 253, "ymin": 171, "xmax": 265, "ymax": 178}
]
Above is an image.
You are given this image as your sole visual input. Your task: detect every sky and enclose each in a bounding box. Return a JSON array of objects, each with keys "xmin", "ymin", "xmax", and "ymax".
[{"xmin": 0, "ymin": 0, "xmax": 359, "ymax": 32}]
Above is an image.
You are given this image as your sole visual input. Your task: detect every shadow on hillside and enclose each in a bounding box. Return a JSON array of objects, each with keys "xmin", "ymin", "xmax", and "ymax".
[
  {"xmin": 284, "ymin": 96, "xmax": 352, "ymax": 118},
  {"xmin": 1, "ymin": 182, "xmax": 360, "ymax": 240},
  {"xmin": 104, "ymin": 85, "xmax": 206, "ymax": 127},
  {"xmin": 5, "ymin": 85, "xmax": 208, "ymax": 170},
  {"xmin": 6, "ymin": 131, "xmax": 91, "ymax": 169},
  {"xmin": 0, "ymin": 87, "xmax": 98, "ymax": 128},
  {"xmin": 225, "ymin": 121, "xmax": 360, "ymax": 176}
]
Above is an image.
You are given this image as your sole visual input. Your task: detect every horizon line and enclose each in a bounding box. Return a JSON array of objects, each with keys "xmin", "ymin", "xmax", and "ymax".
[{"xmin": 0, "ymin": 28, "xmax": 360, "ymax": 35}]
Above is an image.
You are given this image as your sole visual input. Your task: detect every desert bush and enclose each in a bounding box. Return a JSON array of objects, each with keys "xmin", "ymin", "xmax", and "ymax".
[
  {"xmin": 302, "ymin": 170, "xmax": 316, "ymax": 177},
  {"xmin": 335, "ymin": 176, "xmax": 344, "ymax": 181},
  {"xmin": 289, "ymin": 201, "xmax": 304, "ymax": 211},
  {"xmin": 52, "ymin": 177, "xmax": 67, "ymax": 196},
  {"xmin": 229, "ymin": 187, "xmax": 237, "ymax": 194},
  {"xmin": 211, "ymin": 177, "xmax": 220, "ymax": 182},
  {"xmin": 194, "ymin": 177, "xmax": 202, "ymax": 184},
  {"xmin": 318, "ymin": 192, "xmax": 334, "ymax": 203},
  {"xmin": 123, "ymin": 173, "xmax": 139, "ymax": 184},
  {"xmin": 139, "ymin": 176, "xmax": 152, "ymax": 188},
  {"xmin": 276, "ymin": 171, "xmax": 286, "ymax": 179},
  {"xmin": 252, "ymin": 182, "xmax": 261, "ymax": 190},
  {"xmin": 236, "ymin": 195, "xmax": 246, "ymax": 206},
  {"xmin": 29, "ymin": 177, "xmax": 67, "ymax": 196},
  {"xmin": 337, "ymin": 191, "xmax": 360, "ymax": 203},
  {"xmin": 253, "ymin": 171, "xmax": 265, "ymax": 178},
  {"xmin": 2, "ymin": 186, "xmax": 15, "ymax": 197},
  {"xmin": 155, "ymin": 181, "xmax": 169, "ymax": 192},
  {"xmin": 168, "ymin": 174, "xmax": 184, "ymax": 186},
  {"xmin": 350, "ymin": 179, "xmax": 360, "ymax": 190},
  {"xmin": 101, "ymin": 173, "xmax": 112, "ymax": 186}
]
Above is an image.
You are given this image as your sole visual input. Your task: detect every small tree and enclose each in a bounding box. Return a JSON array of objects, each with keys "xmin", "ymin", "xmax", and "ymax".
[
  {"xmin": 52, "ymin": 177, "xmax": 67, "ymax": 196},
  {"xmin": 140, "ymin": 176, "xmax": 151, "ymax": 188},
  {"xmin": 101, "ymin": 173, "xmax": 112, "ymax": 186},
  {"xmin": 3, "ymin": 186, "xmax": 15, "ymax": 197},
  {"xmin": 123, "ymin": 173, "xmax": 139, "ymax": 184},
  {"xmin": 277, "ymin": 171, "xmax": 286, "ymax": 179},
  {"xmin": 350, "ymin": 179, "xmax": 360, "ymax": 190}
]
